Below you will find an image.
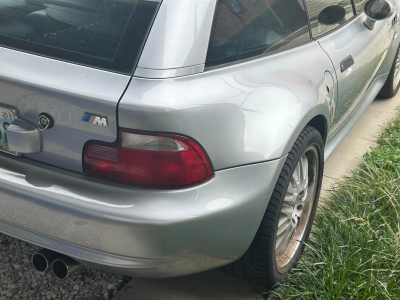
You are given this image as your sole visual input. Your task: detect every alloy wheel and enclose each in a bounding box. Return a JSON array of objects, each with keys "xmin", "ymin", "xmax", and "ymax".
[{"xmin": 275, "ymin": 145, "xmax": 319, "ymax": 271}]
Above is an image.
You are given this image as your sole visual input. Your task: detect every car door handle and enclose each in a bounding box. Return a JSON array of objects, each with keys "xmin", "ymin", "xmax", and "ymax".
[{"xmin": 340, "ymin": 55, "xmax": 354, "ymax": 72}]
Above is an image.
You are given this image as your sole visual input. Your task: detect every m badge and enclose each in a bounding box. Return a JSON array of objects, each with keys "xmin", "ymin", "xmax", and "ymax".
[{"xmin": 82, "ymin": 113, "xmax": 108, "ymax": 127}]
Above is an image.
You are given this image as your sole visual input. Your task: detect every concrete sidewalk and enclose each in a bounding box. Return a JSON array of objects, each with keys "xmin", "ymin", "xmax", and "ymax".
[{"xmin": 114, "ymin": 95, "xmax": 400, "ymax": 300}]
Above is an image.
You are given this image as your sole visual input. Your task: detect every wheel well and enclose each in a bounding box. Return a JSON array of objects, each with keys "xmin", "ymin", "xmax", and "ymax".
[{"xmin": 307, "ymin": 115, "xmax": 328, "ymax": 144}]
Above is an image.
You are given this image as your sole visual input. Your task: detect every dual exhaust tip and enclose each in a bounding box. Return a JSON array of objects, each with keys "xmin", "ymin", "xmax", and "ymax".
[{"xmin": 31, "ymin": 249, "xmax": 82, "ymax": 279}]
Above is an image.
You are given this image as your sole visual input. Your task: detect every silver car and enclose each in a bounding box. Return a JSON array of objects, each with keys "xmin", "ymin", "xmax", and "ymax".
[{"xmin": 0, "ymin": 0, "xmax": 398, "ymax": 288}]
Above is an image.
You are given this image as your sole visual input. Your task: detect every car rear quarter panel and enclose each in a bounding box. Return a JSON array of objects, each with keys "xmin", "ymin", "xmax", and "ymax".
[{"xmin": 119, "ymin": 42, "xmax": 334, "ymax": 170}]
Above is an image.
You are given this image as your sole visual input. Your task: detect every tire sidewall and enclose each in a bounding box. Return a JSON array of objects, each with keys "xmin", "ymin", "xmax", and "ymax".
[
  {"xmin": 391, "ymin": 47, "xmax": 400, "ymax": 95},
  {"xmin": 270, "ymin": 129, "xmax": 325, "ymax": 283},
  {"xmin": 381, "ymin": 43, "xmax": 400, "ymax": 98},
  {"xmin": 392, "ymin": 63, "xmax": 400, "ymax": 96}
]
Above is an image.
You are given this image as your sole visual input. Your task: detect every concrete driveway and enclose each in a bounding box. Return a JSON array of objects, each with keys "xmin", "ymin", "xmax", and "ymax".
[{"xmin": 114, "ymin": 94, "xmax": 400, "ymax": 300}]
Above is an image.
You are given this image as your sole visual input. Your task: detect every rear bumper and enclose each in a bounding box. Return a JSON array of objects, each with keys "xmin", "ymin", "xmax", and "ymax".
[{"xmin": 0, "ymin": 153, "xmax": 285, "ymax": 277}]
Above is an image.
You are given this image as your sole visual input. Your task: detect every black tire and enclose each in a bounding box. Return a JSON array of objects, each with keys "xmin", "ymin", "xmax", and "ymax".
[
  {"xmin": 379, "ymin": 43, "xmax": 400, "ymax": 98},
  {"xmin": 224, "ymin": 126, "xmax": 324, "ymax": 289}
]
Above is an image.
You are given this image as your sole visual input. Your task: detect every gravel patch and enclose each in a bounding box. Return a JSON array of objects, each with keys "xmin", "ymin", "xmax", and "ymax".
[{"xmin": 0, "ymin": 233, "xmax": 130, "ymax": 300}]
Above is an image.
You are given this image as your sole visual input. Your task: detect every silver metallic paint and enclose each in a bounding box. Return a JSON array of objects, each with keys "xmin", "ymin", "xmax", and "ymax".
[
  {"xmin": 0, "ymin": 153, "xmax": 285, "ymax": 277},
  {"xmin": 0, "ymin": 47, "xmax": 130, "ymax": 172},
  {"xmin": 325, "ymin": 72, "xmax": 390, "ymax": 159},
  {"xmin": 7, "ymin": 118, "xmax": 41, "ymax": 153},
  {"xmin": 0, "ymin": 0, "xmax": 397, "ymax": 278},
  {"xmin": 137, "ymin": 0, "xmax": 217, "ymax": 73},
  {"xmin": 121, "ymin": 42, "xmax": 334, "ymax": 170},
  {"xmin": 325, "ymin": 19, "xmax": 400, "ymax": 159},
  {"xmin": 377, "ymin": 5, "xmax": 400, "ymax": 77},
  {"xmin": 319, "ymin": 14, "xmax": 391, "ymax": 136}
]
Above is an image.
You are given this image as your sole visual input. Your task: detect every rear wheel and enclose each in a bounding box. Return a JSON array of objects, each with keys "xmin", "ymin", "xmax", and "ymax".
[
  {"xmin": 379, "ymin": 43, "xmax": 400, "ymax": 98},
  {"xmin": 225, "ymin": 126, "xmax": 324, "ymax": 289}
]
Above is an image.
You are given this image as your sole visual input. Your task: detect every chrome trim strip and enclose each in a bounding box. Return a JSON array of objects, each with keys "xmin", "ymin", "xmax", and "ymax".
[{"xmin": 134, "ymin": 64, "xmax": 205, "ymax": 79}]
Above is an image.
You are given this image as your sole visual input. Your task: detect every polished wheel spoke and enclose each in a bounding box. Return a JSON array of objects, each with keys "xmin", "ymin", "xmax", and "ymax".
[
  {"xmin": 275, "ymin": 221, "xmax": 296, "ymax": 254},
  {"xmin": 277, "ymin": 215, "xmax": 291, "ymax": 234},
  {"xmin": 299, "ymin": 155, "xmax": 309, "ymax": 192},
  {"xmin": 283, "ymin": 181, "xmax": 296, "ymax": 205},
  {"xmin": 281, "ymin": 204, "xmax": 293, "ymax": 216},
  {"xmin": 292, "ymin": 162, "xmax": 301, "ymax": 193}
]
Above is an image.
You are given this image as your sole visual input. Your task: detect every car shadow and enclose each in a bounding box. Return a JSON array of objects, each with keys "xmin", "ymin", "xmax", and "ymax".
[{"xmin": 113, "ymin": 269, "xmax": 264, "ymax": 300}]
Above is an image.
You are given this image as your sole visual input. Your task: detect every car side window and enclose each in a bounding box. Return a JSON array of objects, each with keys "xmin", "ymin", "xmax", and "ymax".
[
  {"xmin": 205, "ymin": 0, "xmax": 310, "ymax": 68},
  {"xmin": 304, "ymin": 0, "xmax": 356, "ymax": 38},
  {"xmin": 353, "ymin": 0, "xmax": 367, "ymax": 14}
]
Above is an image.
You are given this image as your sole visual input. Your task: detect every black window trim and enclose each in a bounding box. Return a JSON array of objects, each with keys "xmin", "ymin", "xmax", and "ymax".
[{"xmin": 301, "ymin": 0, "xmax": 313, "ymax": 42}]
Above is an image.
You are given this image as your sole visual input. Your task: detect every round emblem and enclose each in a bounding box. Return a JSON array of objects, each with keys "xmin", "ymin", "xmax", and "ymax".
[{"xmin": 39, "ymin": 113, "xmax": 54, "ymax": 131}]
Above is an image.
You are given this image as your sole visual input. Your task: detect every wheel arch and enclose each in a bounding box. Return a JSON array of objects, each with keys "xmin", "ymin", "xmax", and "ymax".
[
  {"xmin": 279, "ymin": 105, "xmax": 330, "ymax": 161},
  {"xmin": 306, "ymin": 115, "xmax": 328, "ymax": 145}
]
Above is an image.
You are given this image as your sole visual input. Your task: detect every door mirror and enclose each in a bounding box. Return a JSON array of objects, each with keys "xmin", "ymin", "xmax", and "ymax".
[{"xmin": 364, "ymin": 0, "xmax": 393, "ymax": 30}]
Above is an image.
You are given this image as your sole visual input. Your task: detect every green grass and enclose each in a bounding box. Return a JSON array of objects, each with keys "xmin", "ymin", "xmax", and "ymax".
[{"xmin": 270, "ymin": 110, "xmax": 400, "ymax": 300}]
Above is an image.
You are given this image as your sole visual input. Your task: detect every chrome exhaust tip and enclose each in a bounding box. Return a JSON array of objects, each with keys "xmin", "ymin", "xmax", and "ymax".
[
  {"xmin": 31, "ymin": 249, "xmax": 59, "ymax": 273},
  {"xmin": 52, "ymin": 255, "xmax": 82, "ymax": 279}
]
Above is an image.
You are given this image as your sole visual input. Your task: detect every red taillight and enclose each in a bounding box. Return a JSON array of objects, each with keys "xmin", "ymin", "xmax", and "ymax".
[{"xmin": 84, "ymin": 130, "xmax": 213, "ymax": 187}]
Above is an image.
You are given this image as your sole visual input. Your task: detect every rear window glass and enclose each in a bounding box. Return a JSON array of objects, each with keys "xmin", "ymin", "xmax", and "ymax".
[
  {"xmin": 0, "ymin": 0, "xmax": 160, "ymax": 74},
  {"xmin": 206, "ymin": 0, "xmax": 310, "ymax": 68}
]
